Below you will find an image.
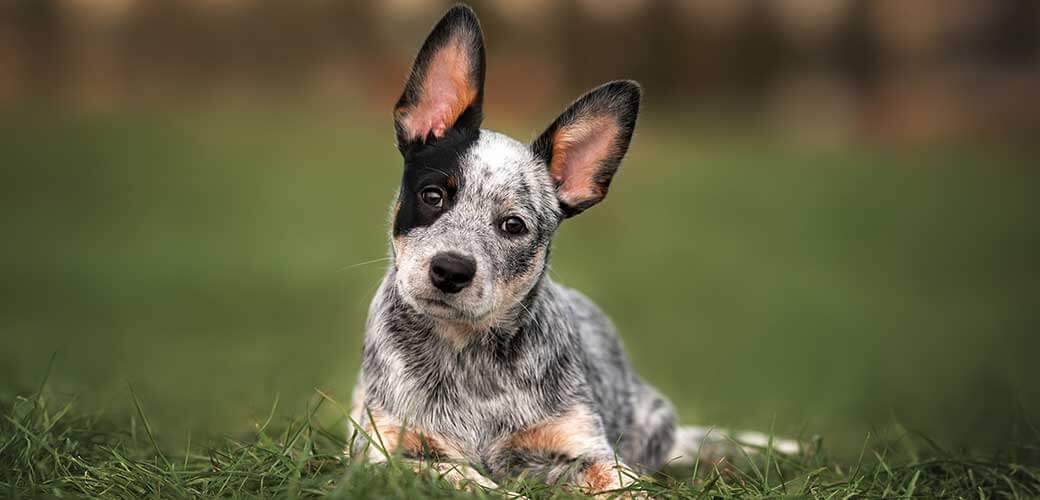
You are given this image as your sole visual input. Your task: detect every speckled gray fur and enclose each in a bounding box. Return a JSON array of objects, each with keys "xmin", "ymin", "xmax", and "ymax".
[
  {"xmin": 351, "ymin": 129, "xmax": 677, "ymax": 481},
  {"xmin": 346, "ymin": 5, "xmax": 745, "ymax": 490}
]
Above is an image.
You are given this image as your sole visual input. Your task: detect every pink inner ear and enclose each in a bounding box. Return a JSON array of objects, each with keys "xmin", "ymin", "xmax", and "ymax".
[
  {"xmin": 550, "ymin": 116, "xmax": 619, "ymax": 207},
  {"xmin": 399, "ymin": 38, "xmax": 478, "ymax": 142}
]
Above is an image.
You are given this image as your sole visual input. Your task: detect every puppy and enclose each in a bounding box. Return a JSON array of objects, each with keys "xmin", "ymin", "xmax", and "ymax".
[{"xmin": 349, "ymin": 5, "xmax": 797, "ymax": 493}]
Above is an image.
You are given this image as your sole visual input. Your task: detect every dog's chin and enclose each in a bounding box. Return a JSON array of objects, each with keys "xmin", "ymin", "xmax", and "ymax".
[{"xmin": 406, "ymin": 293, "xmax": 492, "ymax": 325}]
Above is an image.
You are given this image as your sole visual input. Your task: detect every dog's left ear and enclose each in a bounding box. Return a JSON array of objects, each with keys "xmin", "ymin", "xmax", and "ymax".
[
  {"xmin": 394, "ymin": 5, "xmax": 485, "ymax": 152},
  {"xmin": 532, "ymin": 80, "xmax": 641, "ymax": 217}
]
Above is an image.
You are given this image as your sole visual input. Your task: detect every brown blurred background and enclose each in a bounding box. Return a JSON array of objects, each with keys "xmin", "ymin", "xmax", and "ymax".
[{"xmin": 2, "ymin": 0, "xmax": 1038, "ymax": 145}]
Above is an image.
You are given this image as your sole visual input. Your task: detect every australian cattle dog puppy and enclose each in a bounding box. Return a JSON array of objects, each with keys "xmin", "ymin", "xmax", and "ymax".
[{"xmin": 349, "ymin": 4, "xmax": 799, "ymax": 494}]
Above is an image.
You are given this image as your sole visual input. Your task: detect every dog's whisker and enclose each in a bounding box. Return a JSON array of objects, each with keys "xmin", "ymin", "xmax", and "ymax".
[
  {"xmin": 341, "ymin": 257, "xmax": 391, "ymax": 271},
  {"xmin": 507, "ymin": 295, "xmax": 534, "ymax": 323}
]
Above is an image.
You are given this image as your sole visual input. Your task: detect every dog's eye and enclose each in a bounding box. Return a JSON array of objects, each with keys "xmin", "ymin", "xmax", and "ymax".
[
  {"xmin": 419, "ymin": 186, "xmax": 445, "ymax": 209},
  {"xmin": 499, "ymin": 216, "xmax": 527, "ymax": 236}
]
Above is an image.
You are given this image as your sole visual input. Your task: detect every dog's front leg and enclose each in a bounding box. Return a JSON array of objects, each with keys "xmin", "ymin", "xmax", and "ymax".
[
  {"xmin": 351, "ymin": 406, "xmax": 508, "ymax": 493},
  {"xmin": 495, "ymin": 405, "xmax": 637, "ymax": 495}
]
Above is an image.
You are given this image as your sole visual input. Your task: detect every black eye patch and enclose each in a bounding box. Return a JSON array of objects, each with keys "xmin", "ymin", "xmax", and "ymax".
[{"xmin": 392, "ymin": 129, "xmax": 478, "ymax": 236}]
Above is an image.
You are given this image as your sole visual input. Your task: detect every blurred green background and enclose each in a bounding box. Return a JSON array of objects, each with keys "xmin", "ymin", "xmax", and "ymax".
[{"xmin": 1, "ymin": 0, "xmax": 1039, "ymax": 459}]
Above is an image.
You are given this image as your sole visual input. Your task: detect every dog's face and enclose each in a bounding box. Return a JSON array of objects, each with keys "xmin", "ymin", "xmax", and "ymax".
[{"xmin": 388, "ymin": 6, "xmax": 640, "ymax": 330}]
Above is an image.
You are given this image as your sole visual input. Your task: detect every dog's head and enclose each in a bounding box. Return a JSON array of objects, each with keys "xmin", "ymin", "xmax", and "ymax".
[{"xmin": 389, "ymin": 5, "xmax": 640, "ymax": 330}]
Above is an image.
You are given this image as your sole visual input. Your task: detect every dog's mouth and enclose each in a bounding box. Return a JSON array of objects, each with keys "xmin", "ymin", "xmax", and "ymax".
[
  {"xmin": 414, "ymin": 296, "xmax": 491, "ymax": 323},
  {"xmin": 417, "ymin": 297, "xmax": 454, "ymax": 309}
]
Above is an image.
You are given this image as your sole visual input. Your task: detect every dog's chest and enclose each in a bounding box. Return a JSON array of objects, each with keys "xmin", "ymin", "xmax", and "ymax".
[
  {"xmin": 364, "ymin": 321, "xmax": 580, "ymax": 456},
  {"xmin": 387, "ymin": 338, "xmax": 547, "ymax": 442}
]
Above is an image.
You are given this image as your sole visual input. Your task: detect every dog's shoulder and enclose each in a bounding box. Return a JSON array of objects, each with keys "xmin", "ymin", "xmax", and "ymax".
[
  {"xmin": 540, "ymin": 281, "xmax": 624, "ymax": 356},
  {"xmin": 547, "ymin": 282, "xmax": 611, "ymax": 328}
]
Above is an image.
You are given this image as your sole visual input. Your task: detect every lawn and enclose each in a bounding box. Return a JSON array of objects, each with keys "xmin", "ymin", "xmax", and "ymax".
[
  {"xmin": 1, "ymin": 108, "xmax": 1038, "ymax": 497},
  {"xmin": 3, "ymin": 372, "xmax": 1039, "ymax": 498}
]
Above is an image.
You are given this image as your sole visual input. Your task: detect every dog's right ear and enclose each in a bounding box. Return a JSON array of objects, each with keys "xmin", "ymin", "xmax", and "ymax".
[
  {"xmin": 394, "ymin": 5, "xmax": 485, "ymax": 153},
  {"xmin": 532, "ymin": 80, "xmax": 641, "ymax": 217}
]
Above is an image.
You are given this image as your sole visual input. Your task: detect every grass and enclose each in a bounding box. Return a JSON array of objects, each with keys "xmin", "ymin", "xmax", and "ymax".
[{"xmin": 3, "ymin": 372, "xmax": 1040, "ymax": 499}]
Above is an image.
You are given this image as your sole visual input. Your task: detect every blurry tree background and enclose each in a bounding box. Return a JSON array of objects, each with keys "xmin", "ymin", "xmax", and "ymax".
[
  {"xmin": 2, "ymin": 0, "xmax": 1038, "ymax": 143},
  {"xmin": 1, "ymin": 0, "xmax": 1038, "ymax": 459}
]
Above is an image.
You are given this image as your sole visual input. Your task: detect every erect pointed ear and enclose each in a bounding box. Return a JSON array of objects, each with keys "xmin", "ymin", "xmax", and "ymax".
[
  {"xmin": 531, "ymin": 80, "xmax": 641, "ymax": 218},
  {"xmin": 394, "ymin": 5, "xmax": 485, "ymax": 152}
]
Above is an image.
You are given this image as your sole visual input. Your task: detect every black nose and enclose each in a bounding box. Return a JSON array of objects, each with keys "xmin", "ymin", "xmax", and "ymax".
[{"xmin": 429, "ymin": 252, "xmax": 476, "ymax": 294}]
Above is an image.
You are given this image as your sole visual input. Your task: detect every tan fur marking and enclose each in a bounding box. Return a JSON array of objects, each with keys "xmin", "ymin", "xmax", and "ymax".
[
  {"xmin": 509, "ymin": 406, "xmax": 600, "ymax": 454},
  {"xmin": 365, "ymin": 409, "xmax": 457, "ymax": 460},
  {"xmin": 361, "ymin": 410, "xmax": 505, "ymax": 491},
  {"xmin": 399, "ymin": 36, "xmax": 478, "ymax": 142},
  {"xmin": 550, "ymin": 116, "xmax": 619, "ymax": 207},
  {"xmin": 581, "ymin": 461, "xmax": 621, "ymax": 492},
  {"xmin": 508, "ymin": 406, "xmax": 634, "ymax": 493},
  {"xmin": 376, "ymin": 426, "xmax": 446, "ymax": 458}
]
